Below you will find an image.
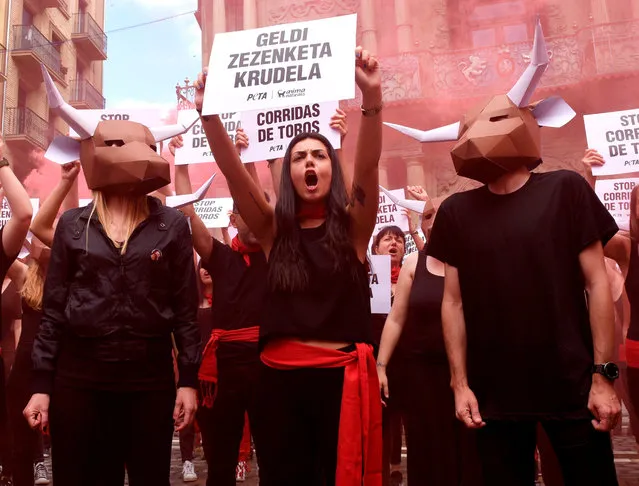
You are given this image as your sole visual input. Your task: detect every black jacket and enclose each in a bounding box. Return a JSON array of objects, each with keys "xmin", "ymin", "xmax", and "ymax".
[{"xmin": 32, "ymin": 197, "xmax": 201, "ymax": 394}]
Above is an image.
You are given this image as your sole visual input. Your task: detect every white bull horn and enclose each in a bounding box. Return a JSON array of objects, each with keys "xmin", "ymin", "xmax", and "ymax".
[{"xmin": 41, "ymin": 64, "xmax": 98, "ymax": 139}]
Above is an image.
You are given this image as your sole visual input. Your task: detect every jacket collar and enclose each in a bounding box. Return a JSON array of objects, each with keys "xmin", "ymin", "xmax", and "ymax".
[{"xmin": 79, "ymin": 196, "xmax": 164, "ymax": 222}]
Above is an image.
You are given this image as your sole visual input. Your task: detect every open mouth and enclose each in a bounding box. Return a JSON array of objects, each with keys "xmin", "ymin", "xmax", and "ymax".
[{"xmin": 305, "ymin": 171, "xmax": 319, "ymax": 191}]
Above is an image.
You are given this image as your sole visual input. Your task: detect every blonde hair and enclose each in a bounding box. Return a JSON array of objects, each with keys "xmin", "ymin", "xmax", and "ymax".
[
  {"xmin": 87, "ymin": 191, "xmax": 149, "ymax": 254},
  {"xmin": 21, "ymin": 260, "xmax": 45, "ymax": 311}
]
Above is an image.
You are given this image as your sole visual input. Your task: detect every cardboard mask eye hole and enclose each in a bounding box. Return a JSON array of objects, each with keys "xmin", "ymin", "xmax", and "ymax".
[
  {"xmin": 105, "ymin": 139, "xmax": 125, "ymax": 147},
  {"xmin": 489, "ymin": 115, "xmax": 509, "ymax": 122},
  {"xmin": 150, "ymin": 144, "xmax": 157, "ymax": 152}
]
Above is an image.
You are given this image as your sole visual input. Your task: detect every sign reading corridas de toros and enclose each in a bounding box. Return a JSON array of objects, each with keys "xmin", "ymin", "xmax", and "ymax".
[{"xmin": 203, "ymin": 14, "xmax": 357, "ymax": 114}]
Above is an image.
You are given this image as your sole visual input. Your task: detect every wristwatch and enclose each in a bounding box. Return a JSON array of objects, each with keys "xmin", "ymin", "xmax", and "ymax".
[
  {"xmin": 592, "ymin": 362, "xmax": 620, "ymax": 381},
  {"xmin": 0, "ymin": 157, "xmax": 10, "ymax": 169}
]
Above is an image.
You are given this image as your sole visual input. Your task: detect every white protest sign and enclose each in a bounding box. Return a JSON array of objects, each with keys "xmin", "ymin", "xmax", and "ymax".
[
  {"xmin": 240, "ymin": 101, "xmax": 340, "ymax": 162},
  {"xmin": 584, "ymin": 109, "xmax": 639, "ymax": 176},
  {"xmin": 374, "ymin": 189, "xmax": 409, "ymax": 236},
  {"xmin": 404, "ymin": 230, "xmax": 425, "ymax": 257},
  {"xmin": 594, "ymin": 178, "xmax": 639, "ymax": 228},
  {"xmin": 174, "ymin": 110, "xmax": 242, "ymax": 165},
  {"xmin": 69, "ymin": 108, "xmax": 163, "ymax": 138},
  {"xmin": 203, "ymin": 14, "xmax": 357, "ymax": 115},
  {"xmin": 0, "ymin": 198, "xmax": 40, "ymax": 227},
  {"xmin": 193, "ymin": 197, "xmax": 234, "ymax": 229},
  {"xmin": 80, "ymin": 198, "xmax": 92, "ymax": 207},
  {"xmin": 369, "ymin": 254, "xmax": 391, "ymax": 315}
]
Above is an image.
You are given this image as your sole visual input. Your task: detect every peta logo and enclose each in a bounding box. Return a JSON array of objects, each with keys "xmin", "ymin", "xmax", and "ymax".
[
  {"xmin": 277, "ymin": 88, "xmax": 305, "ymax": 99},
  {"xmin": 247, "ymin": 92, "xmax": 267, "ymax": 101}
]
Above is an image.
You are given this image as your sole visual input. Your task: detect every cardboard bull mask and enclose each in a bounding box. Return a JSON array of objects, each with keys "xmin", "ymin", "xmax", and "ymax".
[
  {"xmin": 41, "ymin": 65, "xmax": 198, "ymax": 195},
  {"xmin": 385, "ymin": 20, "xmax": 576, "ymax": 184}
]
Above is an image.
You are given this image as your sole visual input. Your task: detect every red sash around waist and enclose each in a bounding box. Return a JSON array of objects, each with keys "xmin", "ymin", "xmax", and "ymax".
[
  {"xmin": 626, "ymin": 339, "xmax": 639, "ymax": 368},
  {"xmin": 261, "ymin": 339, "xmax": 382, "ymax": 486},
  {"xmin": 198, "ymin": 326, "xmax": 260, "ymax": 383}
]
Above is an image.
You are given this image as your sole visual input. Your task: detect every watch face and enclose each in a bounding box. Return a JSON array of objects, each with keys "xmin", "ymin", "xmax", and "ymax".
[{"xmin": 604, "ymin": 362, "xmax": 620, "ymax": 380}]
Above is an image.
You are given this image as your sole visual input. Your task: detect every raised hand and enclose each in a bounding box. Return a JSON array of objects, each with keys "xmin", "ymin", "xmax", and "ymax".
[
  {"xmin": 194, "ymin": 69, "xmax": 208, "ymax": 113},
  {"xmin": 406, "ymin": 185, "xmax": 429, "ymax": 202},
  {"xmin": 61, "ymin": 160, "xmax": 81, "ymax": 181},
  {"xmin": 169, "ymin": 135, "xmax": 184, "ymax": 157},
  {"xmin": 235, "ymin": 128, "xmax": 249, "ymax": 155},
  {"xmin": 329, "ymin": 108, "xmax": 348, "ymax": 143},
  {"xmin": 582, "ymin": 149, "xmax": 605, "ymax": 171},
  {"xmin": 354, "ymin": 46, "xmax": 382, "ymax": 98}
]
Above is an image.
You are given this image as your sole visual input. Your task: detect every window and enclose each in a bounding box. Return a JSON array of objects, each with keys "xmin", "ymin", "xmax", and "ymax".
[
  {"xmin": 22, "ymin": 7, "xmax": 33, "ymax": 26},
  {"xmin": 18, "ymin": 86, "xmax": 27, "ymax": 108},
  {"xmin": 461, "ymin": 0, "xmax": 530, "ymax": 48}
]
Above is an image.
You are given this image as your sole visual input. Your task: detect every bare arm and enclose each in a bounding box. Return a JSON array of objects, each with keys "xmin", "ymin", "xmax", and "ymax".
[
  {"xmin": 330, "ymin": 108, "xmax": 352, "ymax": 193},
  {"xmin": 7, "ymin": 259, "xmax": 28, "ymax": 292},
  {"xmin": 196, "ymin": 80, "xmax": 274, "ymax": 254},
  {"xmin": 31, "ymin": 162, "xmax": 81, "ymax": 248},
  {"xmin": 378, "ymin": 253, "xmax": 417, "ymax": 364},
  {"xmin": 348, "ymin": 48, "xmax": 383, "ymax": 260},
  {"xmin": 0, "ymin": 138, "xmax": 33, "ymax": 258},
  {"xmin": 580, "ymin": 240, "xmax": 621, "ymax": 431},
  {"xmin": 603, "ymin": 234, "xmax": 630, "ymax": 277}
]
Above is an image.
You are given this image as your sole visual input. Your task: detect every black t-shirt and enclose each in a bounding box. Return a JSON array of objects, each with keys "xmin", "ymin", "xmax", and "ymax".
[
  {"xmin": 203, "ymin": 238, "xmax": 267, "ymax": 365},
  {"xmin": 427, "ymin": 170, "xmax": 618, "ymax": 420},
  {"xmin": 261, "ymin": 223, "xmax": 372, "ymax": 346}
]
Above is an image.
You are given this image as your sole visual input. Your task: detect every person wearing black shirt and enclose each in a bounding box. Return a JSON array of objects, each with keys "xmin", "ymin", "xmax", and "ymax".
[
  {"xmin": 371, "ymin": 225, "xmax": 406, "ymax": 486},
  {"xmin": 0, "ymin": 137, "xmax": 35, "ymax": 486},
  {"xmin": 428, "ymin": 167, "xmax": 620, "ymax": 485},
  {"xmin": 194, "ymin": 47, "xmax": 383, "ymax": 486}
]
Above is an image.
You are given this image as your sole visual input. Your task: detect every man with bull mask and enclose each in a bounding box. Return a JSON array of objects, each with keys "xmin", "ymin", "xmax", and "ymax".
[{"xmin": 387, "ymin": 20, "xmax": 620, "ymax": 486}]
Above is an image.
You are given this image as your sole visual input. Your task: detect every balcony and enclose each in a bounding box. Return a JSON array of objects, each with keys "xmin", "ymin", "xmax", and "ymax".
[
  {"xmin": 72, "ymin": 13, "xmax": 107, "ymax": 61},
  {"xmin": 70, "ymin": 79, "xmax": 105, "ymax": 109},
  {"xmin": 3, "ymin": 107, "xmax": 50, "ymax": 152},
  {"xmin": 11, "ymin": 25, "xmax": 65, "ymax": 87},
  {"xmin": 0, "ymin": 42, "xmax": 6, "ymax": 82},
  {"xmin": 24, "ymin": 0, "xmax": 68, "ymax": 12}
]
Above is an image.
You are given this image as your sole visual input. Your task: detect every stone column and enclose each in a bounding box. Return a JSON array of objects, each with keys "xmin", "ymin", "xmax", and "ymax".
[
  {"xmin": 394, "ymin": 0, "xmax": 413, "ymax": 53},
  {"xmin": 378, "ymin": 160, "xmax": 389, "ymax": 188},
  {"xmin": 405, "ymin": 158, "xmax": 425, "ymax": 188},
  {"xmin": 632, "ymin": 0, "xmax": 639, "ymax": 19},
  {"xmin": 213, "ymin": 0, "xmax": 227, "ymax": 35},
  {"xmin": 360, "ymin": 0, "xmax": 378, "ymax": 54},
  {"xmin": 243, "ymin": 0, "xmax": 257, "ymax": 29}
]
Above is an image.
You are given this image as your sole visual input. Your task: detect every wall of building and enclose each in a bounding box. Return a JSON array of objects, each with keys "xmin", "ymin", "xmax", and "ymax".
[{"xmin": 194, "ymin": 0, "xmax": 639, "ymax": 198}]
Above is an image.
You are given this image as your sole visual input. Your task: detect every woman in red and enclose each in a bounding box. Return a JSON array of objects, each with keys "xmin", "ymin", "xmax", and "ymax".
[{"xmin": 195, "ymin": 47, "xmax": 383, "ymax": 486}]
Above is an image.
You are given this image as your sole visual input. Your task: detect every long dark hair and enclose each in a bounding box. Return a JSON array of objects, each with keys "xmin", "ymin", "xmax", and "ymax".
[{"xmin": 268, "ymin": 132, "xmax": 357, "ymax": 292}]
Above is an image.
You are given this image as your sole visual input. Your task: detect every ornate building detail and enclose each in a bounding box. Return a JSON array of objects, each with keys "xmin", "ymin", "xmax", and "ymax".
[
  {"xmin": 459, "ymin": 55, "xmax": 488, "ymax": 85},
  {"xmin": 267, "ymin": 0, "xmax": 359, "ymax": 25}
]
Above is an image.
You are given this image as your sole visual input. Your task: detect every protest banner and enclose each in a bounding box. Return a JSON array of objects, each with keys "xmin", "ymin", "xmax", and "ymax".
[
  {"xmin": 595, "ymin": 177, "xmax": 639, "ymax": 228},
  {"xmin": 369, "ymin": 254, "xmax": 391, "ymax": 315},
  {"xmin": 584, "ymin": 108, "xmax": 639, "ymax": 176},
  {"xmin": 203, "ymin": 14, "xmax": 357, "ymax": 114},
  {"xmin": 69, "ymin": 108, "xmax": 162, "ymax": 138},
  {"xmin": 404, "ymin": 230, "xmax": 425, "ymax": 257},
  {"xmin": 240, "ymin": 101, "xmax": 340, "ymax": 162},
  {"xmin": 373, "ymin": 189, "xmax": 409, "ymax": 236},
  {"xmin": 193, "ymin": 197, "xmax": 234, "ymax": 229},
  {"xmin": 174, "ymin": 110, "xmax": 242, "ymax": 165},
  {"xmin": 0, "ymin": 198, "xmax": 39, "ymax": 226}
]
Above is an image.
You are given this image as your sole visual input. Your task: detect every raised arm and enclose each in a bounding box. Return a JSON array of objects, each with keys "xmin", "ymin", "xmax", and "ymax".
[
  {"xmin": 377, "ymin": 252, "xmax": 417, "ymax": 398},
  {"xmin": 31, "ymin": 161, "xmax": 80, "ymax": 248},
  {"xmin": 330, "ymin": 108, "xmax": 352, "ymax": 192},
  {"xmin": 580, "ymin": 240, "xmax": 621, "ymax": 431},
  {"xmin": 582, "ymin": 149, "xmax": 604, "ymax": 190},
  {"xmin": 348, "ymin": 47, "xmax": 383, "ymax": 260},
  {"xmin": 0, "ymin": 136, "xmax": 33, "ymax": 259},
  {"xmin": 195, "ymin": 74, "xmax": 275, "ymax": 254},
  {"xmin": 443, "ymin": 264, "xmax": 485, "ymax": 429}
]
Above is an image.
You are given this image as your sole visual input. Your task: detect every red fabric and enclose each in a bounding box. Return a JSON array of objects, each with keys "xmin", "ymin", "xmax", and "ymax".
[
  {"xmin": 198, "ymin": 326, "xmax": 260, "ymax": 407},
  {"xmin": 239, "ymin": 412, "xmax": 252, "ymax": 462},
  {"xmin": 626, "ymin": 339, "xmax": 639, "ymax": 368},
  {"xmin": 296, "ymin": 204, "xmax": 327, "ymax": 220},
  {"xmin": 390, "ymin": 266, "xmax": 400, "ymax": 284},
  {"xmin": 261, "ymin": 340, "xmax": 382, "ymax": 486},
  {"xmin": 205, "ymin": 295, "xmax": 213, "ymax": 306},
  {"xmin": 231, "ymin": 236, "xmax": 261, "ymax": 266}
]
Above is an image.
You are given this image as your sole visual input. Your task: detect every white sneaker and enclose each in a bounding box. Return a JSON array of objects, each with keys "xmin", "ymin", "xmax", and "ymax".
[
  {"xmin": 34, "ymin": 462, "xmax": 50, "ymax": 485},
  {"xmin": 182, "ymin": 460, "xmax": 197, "ymax": 482},
  {"xmin": 235, "ymin": 460, "xmax": 247, "ymax": 482}
]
